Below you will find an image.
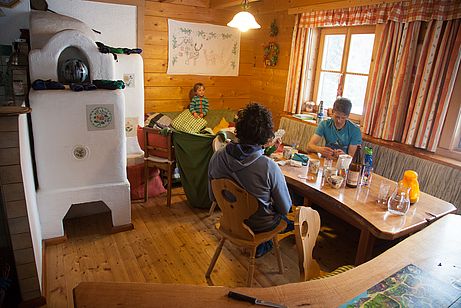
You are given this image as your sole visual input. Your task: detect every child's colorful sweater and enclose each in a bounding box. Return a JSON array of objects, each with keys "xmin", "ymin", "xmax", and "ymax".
[{"xmin": 190, "ymin": 96, "xmax": 209, "ymax": 116}]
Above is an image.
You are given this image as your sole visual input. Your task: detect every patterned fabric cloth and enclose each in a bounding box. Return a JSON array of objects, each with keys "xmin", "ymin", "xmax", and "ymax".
[
  {"xmin": 284, "ymin": 15, "xmax": 319, "ymax": 113},
  {"xmin": 189, "ymin": 96, "xmax": 209, "ymax": 116},
  {"xmin": 145, "ymin": 113, "xmax": 172, "ymax": 129},
  {"xmin": 298, "ymin": 0, "xmax": 461, "ymax": 28},
  {"xmin": 171, "ymin": 109, "xmax": 207, "ymax": 134}
]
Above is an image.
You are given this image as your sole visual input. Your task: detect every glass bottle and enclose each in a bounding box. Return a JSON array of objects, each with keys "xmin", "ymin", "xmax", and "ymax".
[
  {"xmin": 399, "ymin": 170, "xmax": 420, "ymax": 204},
  {"xmin": 317, "ymin": 100, "xmax": 324, "ymax": 124},
  {"xmin": 387, "ymin": 182, "xmax": 411, "ymax": 215},
  {"xmin": 346, "ymin": 145, "xmax": 362, "ymax": 188}
]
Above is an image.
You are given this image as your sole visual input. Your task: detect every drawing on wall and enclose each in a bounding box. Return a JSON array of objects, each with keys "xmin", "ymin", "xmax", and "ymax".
[
  {"xmin": 125, "ymin": 117, "xmax": 138, "ymax": 137},
  {"xmin": 86, "ymin": 104, "xmax": 115, "ymax": 131},
  {"xmin": 123, "ymin": 73, "xmax": 135, "ymax": 88},
  {"xmin": 167, "ymin": 19, "xmax": 241, "ymax": 76}
]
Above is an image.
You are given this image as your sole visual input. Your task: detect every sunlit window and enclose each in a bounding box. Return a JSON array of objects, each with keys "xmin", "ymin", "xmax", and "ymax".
[{"xmin": 313, "ymin": 26, "xmax": 376, "ymax": 116}]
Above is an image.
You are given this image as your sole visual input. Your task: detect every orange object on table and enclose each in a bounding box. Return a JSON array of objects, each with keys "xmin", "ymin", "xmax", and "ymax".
[{"xmin": 399, "ymin": 170, "xmax": 420, "ymax": 204}]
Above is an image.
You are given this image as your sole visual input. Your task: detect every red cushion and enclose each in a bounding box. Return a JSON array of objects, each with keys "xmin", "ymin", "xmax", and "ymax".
[
  {"xmin": 127, "ymin": 163, "xmax": 166, "ymax": 200},
  {"xmin": 137, "ymin": 125, "xmax": 170, "ymax": 158}
]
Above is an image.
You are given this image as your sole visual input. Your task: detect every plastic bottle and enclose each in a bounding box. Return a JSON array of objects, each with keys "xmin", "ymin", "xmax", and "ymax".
[
  {"xmin": 399, "ymin": 170, "xmax": 420, "ymax": 204},
  {"xmin": 364, "ymin": 146, "xmax": 373, "ymax": 167},
  {"xmin": 346, "ymin": 145, "xmax": 362, "ymax": 188}
]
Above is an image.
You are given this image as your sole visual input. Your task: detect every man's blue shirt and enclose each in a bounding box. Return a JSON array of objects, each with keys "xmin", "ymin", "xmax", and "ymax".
[{"xmin": 315, "ymin": 119, "xmax": 362, "ymax": 154}]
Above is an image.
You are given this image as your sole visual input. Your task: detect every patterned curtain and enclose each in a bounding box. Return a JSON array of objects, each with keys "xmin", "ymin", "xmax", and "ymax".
[
  {"xmin": 403, "ymin": 19, "xmax": 461, "ymax": 151},
  {"xmin": 363, "ymin": 19, "xmax": 461, "ymax": 151},
  {"xmin": 299, "ymin": 0, "xmax": 461, "ymax": 28},
  {"xmin": 284, "ymin": 16, "xmax": 318, "ymax": 113}
]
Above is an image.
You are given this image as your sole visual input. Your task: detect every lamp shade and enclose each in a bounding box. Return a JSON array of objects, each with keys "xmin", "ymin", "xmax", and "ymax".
[{"xmin": 227, "ymin": 11, "xmax": 261, "ymax": 32}]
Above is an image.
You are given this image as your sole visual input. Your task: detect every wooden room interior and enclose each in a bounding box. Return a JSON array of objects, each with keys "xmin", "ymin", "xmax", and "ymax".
[{"xmin": 0, "ymin": 0, "xmax": 460, "ymax": 307}]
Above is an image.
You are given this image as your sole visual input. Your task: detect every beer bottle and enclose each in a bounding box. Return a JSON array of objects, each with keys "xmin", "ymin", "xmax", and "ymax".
[{"xmin": 346, "ymin": 145, "xmax": 362, "ymax": 188}]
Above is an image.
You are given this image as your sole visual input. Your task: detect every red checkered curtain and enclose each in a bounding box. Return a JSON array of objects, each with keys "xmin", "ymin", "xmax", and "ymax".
[
  {"xmin": 363, "ymin": 19, "xmax": 461, "ymax": 152},
  {"xmin": 284, "ymin": 16, "xmax": 318, "ymax": 113},
  {"xmin": 299, "ymin": 0, "xmax": 461, "ymax": 27}
]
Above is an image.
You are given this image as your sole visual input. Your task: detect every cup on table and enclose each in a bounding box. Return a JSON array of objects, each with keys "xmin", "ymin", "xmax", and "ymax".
[
  {"xmin": 324, "ymin": 166, "xmax": 338, "ymax": 180},
  {"xmin": 327, "ymin": 175, "xmax": 344, "ymax": 189},
  {"xmin": 377, "ymin": 182, "xmax": 391, "ymax": 208},
  {"xmin": 283, "ymin": 146, "xmax": 293, "ymax": 160},
  {"xmin": 360, "ymin": 166, "xmax": 373, "ymax": 187},
  {"xmin": 307, "ymin": 158, "xmax": 320, "ymax": 180},
  {"xmin": 324, "ymin": 158, "xmax": 333, "ymax": 169}
]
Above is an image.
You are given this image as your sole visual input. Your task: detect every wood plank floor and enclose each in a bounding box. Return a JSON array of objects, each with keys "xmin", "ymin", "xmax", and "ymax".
[{"xmin": 43, "ymin": 187, "xmax": 363, "ymax": 308}]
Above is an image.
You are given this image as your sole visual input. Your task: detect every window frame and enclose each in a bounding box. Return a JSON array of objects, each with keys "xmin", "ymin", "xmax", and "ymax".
[
  {"xmin": 311, "ymin": 25, "xmax": 377, "ymax": 124},
  {"xmin": 436, "ymin": 70, "xmax": 461, "ymax": 161}
]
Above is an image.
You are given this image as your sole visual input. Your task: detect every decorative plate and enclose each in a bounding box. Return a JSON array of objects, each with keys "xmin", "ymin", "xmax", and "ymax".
[
  {"xmin": 73, "ymin": 145, "xmax": 89, "ymax": 160},
  {"xmin": 90, "ymin": 106, "xmax": 113, "ymax": 128}
]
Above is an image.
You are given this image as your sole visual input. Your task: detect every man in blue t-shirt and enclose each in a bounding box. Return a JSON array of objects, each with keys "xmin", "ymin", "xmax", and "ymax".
[{"xmin": 308, "ymin": 97, "xmax": 362, "ymax": 159}]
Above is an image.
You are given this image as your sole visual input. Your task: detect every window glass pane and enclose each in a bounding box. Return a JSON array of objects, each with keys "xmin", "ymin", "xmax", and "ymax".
[
  {"xmin": 317, "ymin": 72, "xmax": 341, "ymax": 109},
  {"xmin": 342, "ymin": 74, "xmax": 368, "ymax": 114},
  {"xmin": 322, "ymin": 35, "xmax": 345, "ymax": 71},
  {"xmin": 346, "ymin": 34, "xmax": 375, "ymax": 74}
]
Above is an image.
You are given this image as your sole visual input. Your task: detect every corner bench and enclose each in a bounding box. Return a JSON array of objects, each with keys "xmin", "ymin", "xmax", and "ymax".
[{"xmin": 278, "ymin": 116, "xmax": 461, "ymax": 213}]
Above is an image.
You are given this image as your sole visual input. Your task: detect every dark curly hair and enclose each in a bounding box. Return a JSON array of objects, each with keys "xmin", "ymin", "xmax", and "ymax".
[{"xmin": 235, "ymin": 102, "xmax": 274, "ymax": 145}]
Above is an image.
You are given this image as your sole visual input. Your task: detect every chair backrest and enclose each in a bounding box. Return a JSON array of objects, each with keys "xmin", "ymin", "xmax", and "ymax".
[
  {"xmin": 294, "ymin": 206, "xmax": 321, "ymax": 281},
  {"xmin": 143, "ymin": 127, "xmax": 174, "ymax": 161},
  {"xmin": 211, "ymin": 178, "xmax": 258, "ymax": 241}
]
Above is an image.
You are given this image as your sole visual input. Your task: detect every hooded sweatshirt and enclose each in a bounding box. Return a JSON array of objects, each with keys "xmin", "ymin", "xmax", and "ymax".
[{"xmin": 208, "ymin": 142, "xmax": 292, "ymax": 233}]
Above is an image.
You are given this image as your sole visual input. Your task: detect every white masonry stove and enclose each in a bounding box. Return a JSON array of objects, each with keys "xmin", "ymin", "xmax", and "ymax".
[{"xmin": 28, "ymin": 12, "xmax": 138, "ymax": 239}]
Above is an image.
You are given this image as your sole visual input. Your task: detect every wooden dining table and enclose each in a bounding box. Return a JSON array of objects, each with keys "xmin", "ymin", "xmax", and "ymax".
[
  {"xmin": 73, "ymin": 214, "xmax": 461, "ymax": 307},
  {"xmin": 280, "ymin": 155, "xmax": 457, "ymax": 265}
]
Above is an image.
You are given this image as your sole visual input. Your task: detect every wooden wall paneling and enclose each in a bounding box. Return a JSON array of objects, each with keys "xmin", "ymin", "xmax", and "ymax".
[
  {"xmin": 146, "ymin": 0, "xmax": 210, "ymax": 8},
  {"xmin": 250, "ymin": 10, "xmax": 295, "ymax": 127},
  {"xmin": 143, "ymin": 1, "xmax": 254, "ymax": 113}
]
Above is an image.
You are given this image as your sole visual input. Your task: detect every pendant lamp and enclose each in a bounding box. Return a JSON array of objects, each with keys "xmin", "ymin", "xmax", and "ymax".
[{"xmin": 227, "ymin": 0, "xmax": 261, "ymax": 32}]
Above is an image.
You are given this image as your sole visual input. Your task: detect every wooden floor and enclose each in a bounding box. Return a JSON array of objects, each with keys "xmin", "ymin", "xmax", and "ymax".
[{"xmin": 43, "ymin": 187, "xmax": 362, "ymax": 308}]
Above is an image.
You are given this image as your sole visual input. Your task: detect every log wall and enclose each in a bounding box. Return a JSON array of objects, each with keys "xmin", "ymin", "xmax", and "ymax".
[{"xmin": 142, "ymin": 0, "xmax": 294, "ymax": 126}]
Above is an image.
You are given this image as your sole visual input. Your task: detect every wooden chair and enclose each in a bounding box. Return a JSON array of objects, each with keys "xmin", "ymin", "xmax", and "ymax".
[
  {"xmin": 205, "ymin": 178, "xmax": 286, "ymax": 287},
  {"xmin": 294, "ymin": 206, "xmax": 354, "ymax": 281},
  {"xmin": 143, "ymin": 127, "xmax": 175, "ymax": 207}
]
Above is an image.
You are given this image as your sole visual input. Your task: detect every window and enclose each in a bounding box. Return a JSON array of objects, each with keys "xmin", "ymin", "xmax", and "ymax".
[
  {"xmin": 437, "ymin": 71, "xmax": 461, "ymax": 161},
  {"xmin": 312, "ymin": 26, "xmax": 376, "ymax": 118}
]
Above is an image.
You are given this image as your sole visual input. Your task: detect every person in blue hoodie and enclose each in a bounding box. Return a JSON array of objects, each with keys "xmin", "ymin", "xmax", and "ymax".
[{"xmin": 208, "ymin": 102, "xmax": 292, "ymax": 257}]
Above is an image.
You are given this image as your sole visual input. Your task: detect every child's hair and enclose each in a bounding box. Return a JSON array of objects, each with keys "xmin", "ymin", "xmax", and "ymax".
[{"xmin": 189, "ymin": 82, "xmax": 205, "ymax": 101}]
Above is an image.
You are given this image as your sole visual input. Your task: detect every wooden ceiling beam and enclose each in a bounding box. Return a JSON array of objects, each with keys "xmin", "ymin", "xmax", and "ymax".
[{"xmin": 209, "ymin": 0, "xmax": 260, "ymax": 9}]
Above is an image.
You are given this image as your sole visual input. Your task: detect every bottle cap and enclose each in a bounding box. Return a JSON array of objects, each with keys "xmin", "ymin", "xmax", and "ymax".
[{"xmin": 364, "ymin": 147, "xmax": 373, "ymax": 155}]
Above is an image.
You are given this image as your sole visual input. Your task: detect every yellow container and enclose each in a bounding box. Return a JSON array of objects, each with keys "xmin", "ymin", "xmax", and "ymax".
[{"xmin": 399, "ymin": 170, "xmax": 420, "ymax": 204}]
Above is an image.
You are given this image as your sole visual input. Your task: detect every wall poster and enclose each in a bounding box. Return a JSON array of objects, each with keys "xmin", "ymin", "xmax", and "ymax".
[{"xmin": 167, "ymin": 19, "xmax": 240, "ymax": 76}]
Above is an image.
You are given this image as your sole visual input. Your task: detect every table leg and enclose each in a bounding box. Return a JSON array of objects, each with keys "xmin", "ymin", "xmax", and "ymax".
[{"xmin": 355, "ymin": 229, "xmax": 375, "ymax": 265}]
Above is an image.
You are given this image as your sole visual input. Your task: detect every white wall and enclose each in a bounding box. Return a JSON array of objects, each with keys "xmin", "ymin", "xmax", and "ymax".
[
  {"xmin": 18, "ymin": 114, "xmax": 43, "ymax": 289},
  {"xmin": 0, "ymin": 0, "xmax": 31, "ymax": 45},
  {"xmin": 46, "ymin": 0, "xmax": 137, "ymax": 48}
]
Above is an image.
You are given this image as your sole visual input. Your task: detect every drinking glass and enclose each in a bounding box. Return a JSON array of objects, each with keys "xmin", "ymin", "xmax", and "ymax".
[
  {"xmin": 323, "ymin": 158, "xmax": 333, "ymax": 169},
  {"xmin": 307, "ymin": 159, "xmax": 320, "ymax": 180},
  {"xmin": 387, "ymin": 183, "xmax": 411, "ymax": 215},
  {"xmin": 376, "ymin": 182, "xmax": 391, "ymax": 208},
  {"xmin": 360, "ymin": 166, "xmax": 373, "ymax": 187}
]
